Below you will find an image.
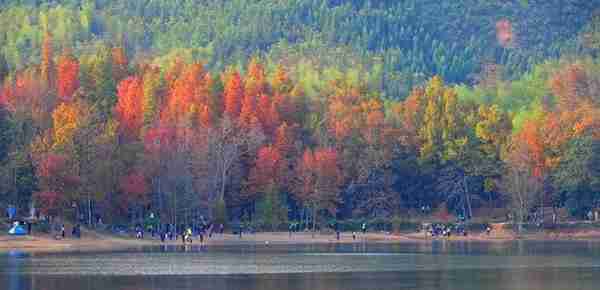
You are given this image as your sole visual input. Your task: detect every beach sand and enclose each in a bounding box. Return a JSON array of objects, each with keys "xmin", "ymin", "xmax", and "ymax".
[{"xmin": 3, "ymin": 225, "xmax": 600, "ymax": 253}]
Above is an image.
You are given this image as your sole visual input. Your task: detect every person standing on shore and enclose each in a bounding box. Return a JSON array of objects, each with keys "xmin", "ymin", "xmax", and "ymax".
[
  {"xmin": 361, "ymin": 222, "xmax": 367, "ymax": 235},
  {"xmin": 61, "ymin": 224, "xmax": 65, "ymax": 239}
]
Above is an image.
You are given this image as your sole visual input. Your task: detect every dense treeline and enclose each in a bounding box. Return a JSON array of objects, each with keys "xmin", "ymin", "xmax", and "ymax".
[
  {"xmin": 1, "ymin": 40, "xmax": 600, "ymax": 228},
  {"xmin": 1, "ymin": 1, "xmax": 600, "ymax": 230},
  {"xmin": 1, "ymin": 0, "xmax": 599, "ymax": 99}
]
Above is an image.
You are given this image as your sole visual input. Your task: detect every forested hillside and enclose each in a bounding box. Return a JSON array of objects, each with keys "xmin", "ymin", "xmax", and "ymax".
[
  {"xmin": 1, "ymin": 0, "xmax": 599, "ymax": 98},
  {"xmin": 1, "ymin": 0, "xmax": 600, "ymax": 229}
]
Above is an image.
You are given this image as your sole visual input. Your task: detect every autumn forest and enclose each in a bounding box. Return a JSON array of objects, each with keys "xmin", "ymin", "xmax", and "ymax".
[{"xmin": 1, "ymin": 0, "xmax": 600, "ymax": 230}]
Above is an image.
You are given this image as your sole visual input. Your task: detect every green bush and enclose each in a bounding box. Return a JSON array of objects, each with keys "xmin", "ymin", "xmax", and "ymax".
[{"xmin": 256, "ymin": 189, "xmax": 288, "ymax": 231}]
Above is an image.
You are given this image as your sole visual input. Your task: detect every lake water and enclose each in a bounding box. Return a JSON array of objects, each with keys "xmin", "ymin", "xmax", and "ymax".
[{"xmin": 2, "ymin": 240, "xmax": 600, "ymax": 290}]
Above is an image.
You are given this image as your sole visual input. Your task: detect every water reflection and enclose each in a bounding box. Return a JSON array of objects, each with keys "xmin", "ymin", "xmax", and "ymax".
[
  {"xmin": 6, "ymin": 250, "xmax": 29, "ymax": 290},
  {"xmin": 1, "ymin": 241, "xmax": 600, "ymax": 290}
]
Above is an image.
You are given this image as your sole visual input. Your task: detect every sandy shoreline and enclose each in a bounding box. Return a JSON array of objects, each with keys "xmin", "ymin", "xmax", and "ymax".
[{"xmin": 3, "ymin": 228, "xmax": 600, "ymax": 254}]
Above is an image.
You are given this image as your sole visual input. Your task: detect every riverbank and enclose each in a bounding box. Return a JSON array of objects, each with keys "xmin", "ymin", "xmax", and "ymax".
[{"xmin": 4, "ymin": 226, "xmax": 600, "ymax": 254}]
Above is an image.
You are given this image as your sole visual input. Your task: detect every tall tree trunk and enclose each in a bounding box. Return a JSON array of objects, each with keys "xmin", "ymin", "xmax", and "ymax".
[
  {"xmin": 312, "ymin": 204, "xmax": 317, "ymax": 238},
  {"xmin": 463, "ymin": 175, "xmax": 473, "ymax": 219},
  {"xmin": 88, "ymin": 193, "xmax": 92, "ymax": 226}
]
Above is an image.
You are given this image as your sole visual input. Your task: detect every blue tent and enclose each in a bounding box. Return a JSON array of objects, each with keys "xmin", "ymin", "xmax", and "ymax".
[{"xmin": 8, "ymin": 223, "xmax": 27, "ymax": 236}]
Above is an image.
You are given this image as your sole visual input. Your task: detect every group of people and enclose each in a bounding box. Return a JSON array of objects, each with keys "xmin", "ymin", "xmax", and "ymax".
[
  {"xmin": 351, "ymin": 223, "xmax": 369, "ymax": 240},
  {"xmin": 134, "ymin": 221, "xmax": 225, "ymax": 245},
  {"xmin": 427, "ymin": 223, "xmax": 467, "ymax": 238}
]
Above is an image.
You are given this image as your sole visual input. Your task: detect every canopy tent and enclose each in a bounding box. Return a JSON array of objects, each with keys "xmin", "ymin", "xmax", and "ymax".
[{"xmin": 8, "ymin": 222, "xmax": 27, "ymax": 236}]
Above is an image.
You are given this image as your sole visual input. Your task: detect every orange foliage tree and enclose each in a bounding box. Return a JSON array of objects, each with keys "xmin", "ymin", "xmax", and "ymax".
[
  {"xmin": 295, "ymin": 147, "xmax": 340, "ymax": 230},
  {"xmin": 248, "ymin": 146, "xmax": 283, "ymax": 197},
  {"xmin": 223, "ymin": 69, "xmax": 244, "ymax": 119},
  {"xmin": 115, "ymin": 76, "xmax": 144, "ymax": 139}
]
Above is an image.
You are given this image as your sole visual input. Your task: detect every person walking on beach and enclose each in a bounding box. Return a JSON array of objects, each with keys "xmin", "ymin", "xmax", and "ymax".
[
  {"xmin": 61, "ymin": 224, "xmax": 65, "ymax": 239},
  {"xmin": 335, "ymin": 221, "xmax": 340, "ymax": 241},
  {"xmin": 361, "ymin": 222, "xmax": 367, "ymax": 235},
  {"xmin": 289, "ymin": 222, "xmax": 294, "ymax": 238},
  {"xmin": 186, "ymin": 227, "xmax": 193, "ymax": 244}
]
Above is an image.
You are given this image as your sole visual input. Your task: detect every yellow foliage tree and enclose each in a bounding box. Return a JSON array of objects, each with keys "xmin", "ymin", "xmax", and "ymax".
[{"xmin": 52, "ymin": 101, "xmax": 87, "ymax": 151}]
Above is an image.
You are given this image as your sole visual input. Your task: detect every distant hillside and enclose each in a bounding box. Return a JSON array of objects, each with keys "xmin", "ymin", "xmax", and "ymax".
[{"xmin": 1, "ymin": 0, "xmax": 599, "ymax": 97}]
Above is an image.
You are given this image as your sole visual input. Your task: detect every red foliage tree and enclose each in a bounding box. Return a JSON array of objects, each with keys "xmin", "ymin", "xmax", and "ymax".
[
  {"xmin": 118, "ymin": 171, "xmax": 150, "ymax": 211},
  {"xmin": 36, "ymin": 153, "xmax": 79, "ymax": 194},
  {"xmin": 33, "ymin": 191, "xmax": 63, "ymax": 217},
  {"xmin": 1, "ymin": 70, "xmax": 39, "ymax": 113},
  {"xmin": 56, "ymin": 50, "xmax": 80, "ymax": 102},
  {"xmin": 144, "ymin": 125, "xmax": 177, "ymax": 158}
]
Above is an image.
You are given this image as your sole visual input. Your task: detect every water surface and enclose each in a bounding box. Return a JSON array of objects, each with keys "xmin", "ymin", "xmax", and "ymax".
[{"xmin": 2, "ymin": 240, "xmax": 600, "ymax": 290}]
